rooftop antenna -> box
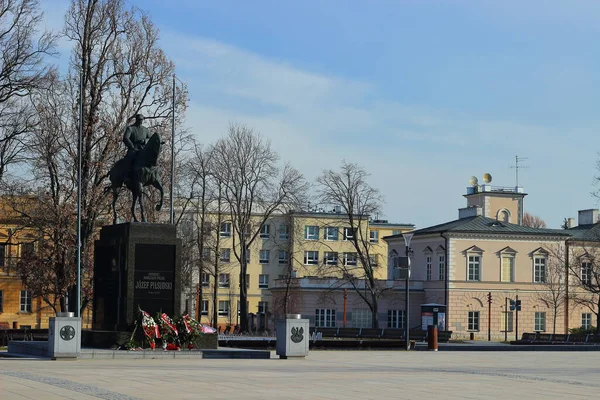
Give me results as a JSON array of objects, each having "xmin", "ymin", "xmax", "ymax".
[{"xmin": 510, "ymin": 155, "xmax": 529, "ymax": 187}]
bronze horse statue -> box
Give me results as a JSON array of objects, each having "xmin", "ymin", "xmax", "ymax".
[{"xmin": 107, "ymin": 132, "xmax": 164, "ymax": 224}]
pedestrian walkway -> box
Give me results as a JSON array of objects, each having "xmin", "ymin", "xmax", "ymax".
[{"xmin": 1, "ymin": 350, "xmax": 598, "ymax": 399}]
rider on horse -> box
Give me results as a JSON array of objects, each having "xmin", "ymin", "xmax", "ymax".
[{"xmin": 122, "ymin": 114, "xmax": 151, "ymax": 178}]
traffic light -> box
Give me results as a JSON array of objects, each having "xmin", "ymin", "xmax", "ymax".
[
  {"xmin": 487, "ymin": 292, "xmax": 492, "ymax": 304},
  {"xmin": 509, "ymin": 299, "xmax": 521, "ymax": 311}
]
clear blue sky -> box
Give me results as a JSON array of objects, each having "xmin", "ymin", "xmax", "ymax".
[{"xmin": 42, "ymin": 0, "xmax": 600, "ymax": 229}]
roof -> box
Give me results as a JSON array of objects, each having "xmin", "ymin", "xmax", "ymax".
[
  {"xmin": 566, "ymin": 223, "xmax": 600, "ymax": 242},
  {"xmin": 384, "ymin": 215, "xmax": 570, "ymax": 239}
]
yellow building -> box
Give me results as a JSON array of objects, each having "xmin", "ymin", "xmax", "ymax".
[
  {"xmin": 0, "ymin": 197, "xmax": 55, "ymax": 330},
  {"xmin": 188, "ymin": 208, "xmax": 413, "ymax": 331}
]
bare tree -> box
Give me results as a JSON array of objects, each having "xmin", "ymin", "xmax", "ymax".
[
  {"xmin": 315, "ymin": 161, "xmax": 386, "ymax": 328},
  {"xmin": 523, "ymin": 212, "xmax": 547, "ymax": 228},
  {"xmin": 211, "ymin": 123, "xmax": 307, "ymax": 331},
  {"xmin": 7, "ymin": 0, "xmax": 186, "ymax": 315},
  {"xmin": 568, "ymin": 244, "xmax": 600, "ymax": 329},
  {"xmin": 0, "ymin": 0, "xmax": 57, "ymax": 182},
  {"xmin": 538, "ymin": 247, "xmax": 567, "ymax": 334}
]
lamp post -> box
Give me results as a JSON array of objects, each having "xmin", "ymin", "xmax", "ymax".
[
  {"xmin": 402, "ymin": 232, "xmax": 413, "ymax": 351},
  {"xmin": 75, "ymin": 64, "xmax": 83, "ymax": 318},
  {"xmin": 170, "ymin": 75, "xmax": 176, "ymax": 224}
]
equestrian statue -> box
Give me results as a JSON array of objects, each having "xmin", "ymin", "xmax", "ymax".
[{"xmin": 106, "ymin": 114, "xmax": 164, "ymax": 224}]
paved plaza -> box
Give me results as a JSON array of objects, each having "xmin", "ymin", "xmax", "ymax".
[{"xmin": 1, "ymin": 350, "xmax": 598, "ymax": 399}]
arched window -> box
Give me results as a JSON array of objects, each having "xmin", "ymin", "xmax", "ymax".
[{"xmin": 497, "ymin": 209, "xmax": 511, "ymax": 223}]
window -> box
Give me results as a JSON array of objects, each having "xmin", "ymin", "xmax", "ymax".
[
  {"xmin": 259, "ymin": 274, "xmax": 269, "ymax": 289},
  {"xmin": 304, "ymin": 251, "xmax": 319, "ymax": 265},
  {"xmin": 0, "ymin": 243, "xmax": 5, "ymax": 267},
  {"xmin": 438, "ymin": 255, "xmax": 446, "ymax": 280},
  {"xmin": 324, "ymin": 252, "xmax": 338, "ymax": 266},
  {"xmin": 369, "ymin": 230, "xmax": 379, "ymax": 243},
  {"xmin": 259, "ymin": 249, "xmax": 270, "ymax": 264},
  {"xmin": 218, "ymin": 300, "xmax": 230, "ymax": 316},
  {"xmin": 258, "ymin": 301, "xmax": 268, "ymax": 314},
  {"xmin": 218, "ymin": 273, "xmax": 230, "ymax": 288},
  {"xmin": 201, "ymin": 273, "xmax": 210, "ymax": 287},
  {"xmin": 245, "ymin": 247, "xmax": 251, "ymax": 263},
  {"xmin": 21, "ymin": 242, "xmax": 34, "ymax": 258},
  {"xmin": 343, "ymin": 252, "xmax": 358, "ymax": 266},
  {"xmin": 369, "ymin": 255, "xmax": 378, "ymax": 267},
  {"xmin": 220, "ymin": 248, "xmax": 231, "ymax": 262},
  {"xmin": 305, "ymin": 225, "xmax": 319, "ymax": 240},
  {"xmin": 532, "ymin": 257, "xmax": 547, "ymax": 283},
  {"xmin": 324, "ymin": 227, "xmax": 338, "ymax": 241},
  {"xmin": 246, "ymin": 274, "xmax": 250, "ymax": 288},
  {"xmin": 501, "ymin": 257, "xmax": 514, "ymax": 282},
  {"xmin": 582, "ymin": 262, "xmax": 592, "ymax": 285},
  {"xmin": 534, "ymin": 312, "xmax": 546, "ymax": 332},
  {"xmin": 315, "ymin": 309, "xmax": 336, "ymax": 328},
  {"xmin": 387, "ymin": 310, "xmax": 405, "ymax": 328},
  {"xmin": 392, "ymin": 230, "xmax": 402, "ymax": 235},
  {"xmin": 260, "ymin": 224, "xmax": 270, "ymax": 239},
  {"xmin": 219, "ymin": 222, "xmax": 231, "ymax": 238},
  {"xmin": 468, "ymin": 311, "xmax": 480, "ymax": 331},
  {"xmin": 278, "ymin": 250, "xmax": 289, "ymax": 264},
  {"xmin": 343, "ymin": 227, "xmax": 356, "ymax": 241},
  {"xmin": 201, "ymin": 299, "xmax": 209, "ymax": 316},
  {"xmin": 0, "ymin": 290, "xmax": 3, "ymax": 313},
  {"xmin": 279, "ymin": 224, "xmax": 290, "ymax": 240},
  {"xmin": 202, "ymin": 248, "xmax": 211, "ymax": 260},
  {"xmin": 426, "ymin": 255, "xmax": 432, "ymax": 281},
  {"xmin": 501, "ymin": 311, "xmax": 513, "ymax": 332},
  {"xmin": 582, "ymin": 313, "xmax": 593, "ymax": 330},
  {"xmin": 20, "ymin": 290, "xmax": 32, "ymax": 313},
  {"xmin": 352, "ymin": 309, "xmax": 372, "ymax": 328},
  {"xmin": 468, "ymin": 255, "xmax": 481, "ymax": 281}
]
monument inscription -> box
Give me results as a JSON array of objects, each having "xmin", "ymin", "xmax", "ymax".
[{"xmin": 133, "ymin": 243, "xmax": 176, "ymax": 316}]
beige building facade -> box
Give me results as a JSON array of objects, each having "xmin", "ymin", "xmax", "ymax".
[{"xmin": 386, "ymin": 181, "xmax": 599, "ymax": 340}]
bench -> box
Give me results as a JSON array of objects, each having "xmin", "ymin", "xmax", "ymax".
[
  {"xmin": 316, "ymin": 327, "xmax": 339, "ymax": 338},
  {"xmin": 359, "ymin": 328, "xmax": 383, "ymax": 339},
  {"xmin": 380, "ymin": 329, "xmax": 404, "ymax": 339},
  {"xmin": 337, "ymin": 328, "xmax": 361, "ymax": 339}
]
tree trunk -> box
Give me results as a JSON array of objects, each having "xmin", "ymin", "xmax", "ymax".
[
  {"xmin": 371, "ymin": 291, "xmax": 379, "ymax": 329},
  {"xmin": 597, "ymin": 297, "xmax": 600, "ymax": 334},
  {"xmin": 239, "ymin": 245, "xmax": 249, "ymax": 332}
]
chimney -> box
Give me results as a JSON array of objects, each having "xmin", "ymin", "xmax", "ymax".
[
  {"xmin": 567, "ymin": 218, "xmax": 576, "ymax": 228},
  {"xmin": 578, "ymin": 209, "xmax": 599, "ymax": 226},
  {"xmin": 458, "ymin": 206, "xmax": 482, "ymax": 219}
]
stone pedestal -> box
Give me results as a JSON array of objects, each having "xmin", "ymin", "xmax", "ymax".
[
  {"xmin": 276, "ymin": 314, "xmax": 309, "ymax": 359},
  {"xmin": 48, "ymin": 312, "xmax": 81, "ymax": 359},
  {"xmin": 93, "ymin": 223, "xmax": 181, "ymax": 331}
]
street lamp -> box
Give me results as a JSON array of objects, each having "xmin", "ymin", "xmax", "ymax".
[
  {"xmin": 170, "ymin": 74, "xmax": 185, "ymax": 225},
  {"xmin": 402, "ymin": 232, "xmax": 413, "ymax": 351}
]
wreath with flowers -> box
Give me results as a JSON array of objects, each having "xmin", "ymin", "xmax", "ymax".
[
  {"xmin": 176, "ymin": 314, "xmax": 203, "ymax": 349},
  {"xmin": 139, "ymin": 308, "xmax": 159, "ymax": 350},
  {"xmin": 156, "ymin": 312, "xmax": 179, "ymax": 349}
]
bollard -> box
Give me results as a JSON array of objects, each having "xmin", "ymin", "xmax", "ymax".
[{"xmin": 427, "ymin": 325, "xmax": 438, "ymax": 351}]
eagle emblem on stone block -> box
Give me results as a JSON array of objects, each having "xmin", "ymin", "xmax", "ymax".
[{"xmin": 290, "ymin": 326, "xmax": 304, "ymax": 343}]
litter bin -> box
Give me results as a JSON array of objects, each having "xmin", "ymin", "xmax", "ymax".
[
  {"xmin": 48, "ymin": 312, "xmax": 81, "ymax": 360},
  {"xmin": 276, "ymin": 314, "xmax": 309, "ymax": 359},
  {"xmin": 427, "ymin": 325, "xmax": 438, "ymax": 351}
]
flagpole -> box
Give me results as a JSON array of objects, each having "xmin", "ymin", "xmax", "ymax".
[{"xmin": 76, "ymin": 65, "xmax": 83, "ymax": 317}]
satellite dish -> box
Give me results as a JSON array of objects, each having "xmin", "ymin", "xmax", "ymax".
[
  {"xmin": 483, "ymin": 173, "xmax": 492, "ymax": 183},
  {"xmin": 469, "ymin": 176, "xmax": 478, "ymax": 186}
]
